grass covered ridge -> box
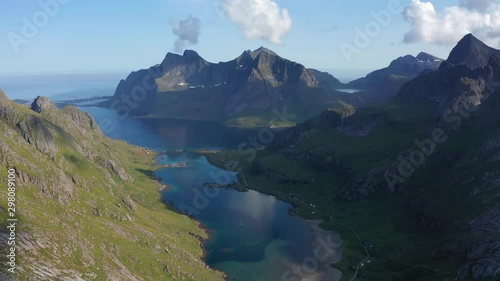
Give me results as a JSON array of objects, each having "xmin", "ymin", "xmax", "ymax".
[{"xmin": 0, "ymin": 91, "xmax": 225, "ymax": 281}]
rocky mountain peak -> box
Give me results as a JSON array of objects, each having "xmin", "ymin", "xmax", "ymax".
[
  {"xmin": 236, "ymin": 50, "xmax": 254, "ymax": 65},
  {"xmin": 161, "ymin": 50, "xmax": 207, "ymax": 69},
  {"xmin": 445, "ymin": 33, "xmax": 500, "ymax": 70},
  {"xmin": 182, "ymin": 49, "xmax": 202, "ymax": 60},
  {"xmin": 389, "ymin": 55, "xmax": 418, "ymax": 66},
  {"xmin": 251, "ymin": 46, "xmax": 279, "ymax": 58},
  {"xmin": 31, "ymin": 96, "xmax": 56, "ymax": 113}
]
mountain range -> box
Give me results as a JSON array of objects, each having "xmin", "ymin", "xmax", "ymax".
[
  {"xmin": 101, "ymin": 47, "xmax": 350, "ymax": 126},
  {"xmin": 101, "ymin": 45, "xmax": 458, "ymax": 127}
]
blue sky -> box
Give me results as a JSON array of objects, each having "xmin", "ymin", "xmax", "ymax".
[{"xmin": 0, "ymin": 0, "xmax": 498, "ymax": 77}]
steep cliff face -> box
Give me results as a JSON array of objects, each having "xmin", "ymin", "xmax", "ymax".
[
  {"xmin": 101, "ymin": 47, "xmax": 344, "ymax": 123},
  {"xmin": 0, "ymin": 91, "xmax": 225, "ymax": 281}
]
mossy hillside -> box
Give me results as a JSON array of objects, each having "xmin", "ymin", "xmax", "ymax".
[{"xmin": 0, "ymin": 91, "xmax": 225, "ymax": 281}]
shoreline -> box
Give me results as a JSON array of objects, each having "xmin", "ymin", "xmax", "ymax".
[
  {"xmin": 305, "ymin": 219, "xmax": 343, "ymax": 281},
  {"xmin": 149, "ymin": 150, "xmax": 229, "ymax": 281},
  {"xmin": 201, "ymin": 150, "xmax": 344, "ymax": 280},
  {"xmin": 154, "ymin": 149, "xmax": 343, "ymax": 281}
]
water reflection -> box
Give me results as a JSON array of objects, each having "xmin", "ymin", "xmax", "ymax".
[{"xmin": 155, "ymin": 152, "xmax": 313, "ymax": 280}]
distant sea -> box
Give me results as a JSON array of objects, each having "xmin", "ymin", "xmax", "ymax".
[{"xmin": 0, "ymin": 73, "xmax": 127, "ymax": 101}]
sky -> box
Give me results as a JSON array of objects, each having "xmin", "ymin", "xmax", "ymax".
[{"xmin": 0, "ymin": 0, "xmax": 499, "ymax": 77}]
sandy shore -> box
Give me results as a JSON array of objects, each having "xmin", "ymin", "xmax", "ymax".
[{"xmin": 303, "ymin": 219, "xmax": 343, "ymax": 281}]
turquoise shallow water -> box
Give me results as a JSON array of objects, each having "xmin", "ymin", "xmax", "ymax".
[{"xmin": 79, "ymin": 107, "xmax": 316, "ymax": 281}]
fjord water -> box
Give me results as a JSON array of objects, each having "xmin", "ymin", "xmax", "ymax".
[
  {"xmin": 155, "ymin": 153, "xmax": 314, "ymax": 280},
  {"xmin": 81, "ymin": 106, "xmax": 316, "ymax": 280}
]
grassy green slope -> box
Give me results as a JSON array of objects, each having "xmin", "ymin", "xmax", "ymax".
[{"xmin": 0, "ymin": 90, "xmax": 225, "ymax": 281}]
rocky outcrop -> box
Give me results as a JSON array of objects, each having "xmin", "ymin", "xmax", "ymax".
[
  {"xmin": 105, "ymin": 159, "xmax": 130, "ymax": 181},
  {"xmin": 31, "ymin": 96, "xmax": 57, "ymax": 113}
]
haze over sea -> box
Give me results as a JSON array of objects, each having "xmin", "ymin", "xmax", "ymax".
[{"xmin": 0, "ymin": 73, "xmax": 126, "ymax": 100}]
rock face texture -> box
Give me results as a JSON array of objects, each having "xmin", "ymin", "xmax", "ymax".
[
  {"xmin": 101, "ymin": 47, "xmax": 344, "ymax": 120},
  {"xmin": 31, "ymin": 96, "xmax": 57, "ymax": 113},
  {"xmin": 16, "ymin": 115, "xmax": 58, "ymax": 157}
]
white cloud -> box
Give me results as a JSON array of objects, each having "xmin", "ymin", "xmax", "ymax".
[
  {"xmin": 403, "ymin": 0, "xmax": 500, "ymax": 46},
  {"xmin": 171, "ymin": 15, "xmax": 201, "ymax": 52},
  {"xmin": 223, "ymin": 0, "xmax": 292, "ymax": 44}
]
